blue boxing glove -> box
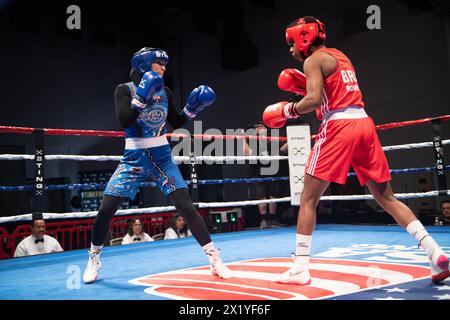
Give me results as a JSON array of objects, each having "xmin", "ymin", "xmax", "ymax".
[
  {"xmin": 131, "ymin": 71, "xmax": 164, "ymax": 110},
  {"xmin": 182, "ymin": 85, "xmax": 216, "ymax": 118}
]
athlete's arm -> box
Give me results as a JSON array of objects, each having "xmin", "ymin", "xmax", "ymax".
[
  {"xmin": 114, "ymin": 84, "xmax": 139, "ymax": 128},
  {"xmin": 166, "ymin": 87, "xmax": 189, "ymax": 130},
  {"xmin": 292, "ymin": 55, "xmax": 324, "ymax": 115}
]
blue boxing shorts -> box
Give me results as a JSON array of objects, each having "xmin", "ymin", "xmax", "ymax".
[{"xmin": 104, "ymin": 144, "xmax": 187, "ymax": 200}]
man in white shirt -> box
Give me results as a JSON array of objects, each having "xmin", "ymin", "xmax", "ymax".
[{"xmin": 14, "ymin": 214, "xmax": 63, "ymax": 258}]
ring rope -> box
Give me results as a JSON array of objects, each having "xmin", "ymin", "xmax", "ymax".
[
  {"xmin": 0, "ymin": 166, "xmax": 448, "ymax": 192},
  {"xmin": 0, "ymin": 177, "xmax": 291, "ymax": 192},
  {"xmin": 1, "ymin": 115, "xmax": 448, "ymax": 140},
  {"xmin": 0, "ymin": 115, "xmax": 447, "ymax": 224},
  {"xmin": 0, "ymin": 155, "xmax": 290, "ymax": 162},
  {"xmin": 381, "ymin": 140, "xmax": 449, "ymax": 152},
  {"xmin": 0, "ymin": 139, "xmax": 448, "ymax": 162},
  {"xmin": 349, "ymin": 165, "xmax": 450, "ymax": 176},
  {"xmin": 0, "ymin": 190, "xmax": 448, "ymax": 224},
  {"xmin": 0, "ymin": 126, "xmax": 286, "ymax": 142}
]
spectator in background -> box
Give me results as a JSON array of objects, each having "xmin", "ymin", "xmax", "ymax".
[
  {"xmin": 14, "ymin": 213, "xmax": 63, "ymax": 258},
  {"xmin": 122, "ymin": 218, "xmax": 154, "ymax": 244},
  {"xmin": 164, "ymin": 213, "xmax": 192, "ymax": 240},
  {"xmin": 441, "ymin": 200, "xmax": 450, "ymax": 225},
  {"xmin": 243, "ymin": 122, "xmax": 283, "ymax": 229}
]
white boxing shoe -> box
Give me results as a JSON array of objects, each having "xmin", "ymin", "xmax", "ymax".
[
  {"xmin": 207, "ymin": 249, "xmax": 234, "ymax": 279},
  {"xmin": 83, "ymin": 249, "xmax": 102, "ymax": 284},
  {"xmin": 428, "ymin": 247, "xmax": 449, "ymax": 283},
  {"xmin": 275, "ymin": 268, "xmax": 311, "ymax": 285}
]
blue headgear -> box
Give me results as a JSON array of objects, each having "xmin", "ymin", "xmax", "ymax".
[{"xmin": 131, "ymin": 47, "xmax": 169, "ymax": 74}]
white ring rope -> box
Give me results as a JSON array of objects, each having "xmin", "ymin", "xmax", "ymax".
[
  {"xmin": 0, "ymin": 155, "xmax": 289, "ymax": 162},
  {"xmin": 381, "ymin": 140, "xmax": 449, "ymax": 152},
  {"xmin": 1, "ymin": 191, "xmax": 448, "ymax": 224},
  {"xmin": 0, "ymin": 139, "xmax": 448, "ymax": 162}
]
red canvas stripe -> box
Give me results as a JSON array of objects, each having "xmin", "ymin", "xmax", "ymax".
[
  {"xmin": 142, "ymin": 273, "xmax": 334, "ymax": 299},
  {"xmin": 248, "ymin": 258, "xmax": 430, "ymax": 278},
  {"xmin": 153, "ymin": 286, "xmax": 268, "ymax": 300},
  {"xmin": 141, "ymin": 278, "xmax": 294, "ymax": 299}
]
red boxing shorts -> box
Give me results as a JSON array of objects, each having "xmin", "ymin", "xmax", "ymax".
[{"xmin": 305, "ymin": 115, "xmax": 391, "ymax": 186}]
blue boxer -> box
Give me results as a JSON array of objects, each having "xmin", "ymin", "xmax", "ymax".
[{"xmin": 83, "ymin": 47, "xmax": 232, "ymax": 285}]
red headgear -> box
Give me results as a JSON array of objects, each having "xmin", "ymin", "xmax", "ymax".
[{"xmin": 285, "ymin": 17, "xmax": 326, "ymax": 60}]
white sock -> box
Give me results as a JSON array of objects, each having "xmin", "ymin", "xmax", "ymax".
[
  {"xmin": 292, "ymin": 234, "xmax": 312, "ymax": 272},
  {"xmin": 202, "ymin": 242, "xmax": 216, "ymax": 252},
  {"xmin": 90, "ymin": 243, "xmax": 103, "ymax": 253},
  {"xmin": 202, "ymin": 242, "xmax": 219, "ymax": 262},
  {"xmin": 406, "ymin": 220, "xmax": 438, "ymax": 254}
]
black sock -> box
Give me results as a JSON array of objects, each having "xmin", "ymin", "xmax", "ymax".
[{"xmin": 261, "ymin": 214, "xmax": 269, "ymax": 221}]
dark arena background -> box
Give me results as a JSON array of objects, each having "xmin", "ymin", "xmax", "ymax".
[{"xmin": 0, "ymin": 0, "xmax": 449, "ymax": 314}]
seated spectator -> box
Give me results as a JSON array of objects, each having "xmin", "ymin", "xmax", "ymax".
[
  {"xmin": 14, "ymin": 213, "xmax": 63, "ymax": 257},
  {"xmin": 122, "ymin": 218, "xmax": 154, "ymax": 245},
  {"xmin": 441, "ymin": 200, "xmax": 450, "ymax": 225},
  {"xmin": 164, "ymin": 213, "xmax": 192, "ymax": 240}
]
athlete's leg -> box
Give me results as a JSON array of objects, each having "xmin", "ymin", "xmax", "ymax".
[
  {"xmin": 367, "ymin": 180, "xmax": 449, "ymax": 282},
  {"xmin": 365, "ymin": 180, "xmax": 416, "ymax": 226},
  {"xmin": 145, "ymin": 142, "xmax": 233, "ymax": 278},
  {"xmin": 91, "ymin": 194, "xmax": 125, "ymax": 246},
  {"xmin": 84, "ymin": 151, "xmax": 143, "ymax": 284},
  {"xmin": 167, "ymin": 189, "xmax": 211, "ymax": 246},
  {"xmin": 297, "ymin": 174, "xmax": 330, "ymax": 235},
  {"xmin": 276, "ymin": 174, "xmax": 330, "ymax": 285},
  {"xmin": 83, "ymin": 194, "xmax": 124, "ymax": 284},
  {"xmin": 167, "ymin": 189, "xmax": 233, "ymax": 278}
]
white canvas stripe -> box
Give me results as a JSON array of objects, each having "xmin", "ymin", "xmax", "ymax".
[
  {"xmin": 144, "ymin": 287, "xmax": 197, "ymax": 300},
  {"xmin": 307, "ymin": 278, "xmax": 360, "ymax": 296},
  {"xmin": 231, "ymin": 262, "xmax": 413, "ymax": 283},
  {"xmin": 312, "ymin": 263, "xmax": 413, "ymax": 283}
]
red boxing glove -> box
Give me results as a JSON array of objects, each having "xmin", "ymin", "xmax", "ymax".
[
  {"xmin": 277, "ymin": 68, "xmax": 307, "ymax": 96},
  {"xmin": 262, "ymin": 101, "xmax": 299, "ymax": 129}
]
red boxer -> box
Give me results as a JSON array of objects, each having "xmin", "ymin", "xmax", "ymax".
[{"xmin": 263, "ymin": 16, "xmax": 449, "ymax": 285}]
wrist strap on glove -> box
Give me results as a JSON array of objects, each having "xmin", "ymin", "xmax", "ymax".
[
  {"xmin": 284, "ymin": 102, "xmax": 300, "ymax": 119},
  {"xmin": 183, "ymin": 105, "xmax": 197, "ymax": 119},
  {"xmin": 131, "ymin": 95, "xmax": 146, "ymax": 110}
]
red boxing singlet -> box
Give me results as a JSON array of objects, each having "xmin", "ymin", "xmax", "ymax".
[{"xmin": 315, "ymin": 48, "xmax": 365, "ymax": 120}]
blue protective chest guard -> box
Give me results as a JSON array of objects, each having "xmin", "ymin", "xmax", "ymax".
[{"xmin": 124, "ymin": 82, "xmax": 169, "ymax": 138}]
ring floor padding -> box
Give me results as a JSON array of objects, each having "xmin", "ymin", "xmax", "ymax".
[{"xmin": 1, "ymin": 224, "xmax": 449, "ymax": 300}]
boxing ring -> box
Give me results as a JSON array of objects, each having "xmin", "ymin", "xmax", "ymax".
[{"xmin": 0, "ymin": 115, "xmax": 449, "ymax": 300}]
